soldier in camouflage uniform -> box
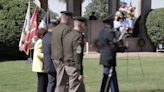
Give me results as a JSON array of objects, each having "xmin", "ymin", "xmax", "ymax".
[
  {"xmin": 51, "ymin": 11, "xmax": 72, "ymax": 92},
  {"xmin": 62, "ymin": 17, "xmax": 87, "ymax": 92}
]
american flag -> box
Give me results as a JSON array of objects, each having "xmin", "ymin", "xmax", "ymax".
[{"xmin": 23, "ymin": 7, "xmax": 38, "ymax": 55}]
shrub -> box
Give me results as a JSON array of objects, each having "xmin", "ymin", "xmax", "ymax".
[{"xmin": 146, "ymin": 8, "xmax": 164, "ymax": 45}]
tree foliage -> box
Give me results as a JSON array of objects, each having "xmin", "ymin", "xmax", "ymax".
[
  {"xmin": 56, "ymin": 0, "xmax": 84, "ymax": 3},
  {"xmin": 146, "ymin": 8, "xmax": 164, "ymax": 44},
  {"xmin": 0, "ymin": 0, "xmax": 28, "ymax": 47},
  {"xmin": 0, "ymin": 0, "xmax": 58, "ymax": 59},
  {"xmin": 0, "ymin": 0, "xmax": 31, "ymax": 59},
  {"xmin": 0, "ymin": 0, "xmax": 58, "ymax": 47},
  {"xmin": 84, "ymin": 0, "xmax": 108, "ymax": 19}
]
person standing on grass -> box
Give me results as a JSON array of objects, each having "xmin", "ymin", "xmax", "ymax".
[
  {"xmin": 42, "ymin": 22, "xmax": 59, "ymax": 92},
  {"xmin": 32, "ymin": 28, "xmax": 48, "ymax": 92},
  {"xmin": 51, "ymin": 11, "xmax": 72, "ymax": 92},
  {"xmin": 62, "ymin": 17, "xmax": 87, "ymax": 92},
  {"xmin": 94, "ymin": 15, "xmax": 119, "ymax": 92}
]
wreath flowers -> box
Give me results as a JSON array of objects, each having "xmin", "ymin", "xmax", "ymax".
[{"xmin": 114, "ymin": 2, "xmax": 135, "ymax": 39}]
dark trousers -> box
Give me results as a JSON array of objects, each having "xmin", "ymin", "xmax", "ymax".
[
  {"xmin": 37, "ymin": 73, "xmax": 48, "ymax": 92},
  {"xmin": 47, "ymin": 72, "xmax": 56, "ymax": 92},
  {"xmin": 100, "ymin": 66, "xmax": 119, "ymax": 92}
]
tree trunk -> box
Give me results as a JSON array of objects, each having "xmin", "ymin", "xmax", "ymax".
[
  {"xmin": 108, "ymin": 0, "xmax": 120, "ymax": 15},
  {"xmin": 66, "ymin": 0, "xmax": 82, "ymax": 16}
]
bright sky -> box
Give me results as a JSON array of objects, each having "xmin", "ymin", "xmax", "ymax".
[
  {"xmin": 48, "ymin": 0, "xmax": 91, "ymax": 16},
  {"xmin": 48, "ymin": 0, "xmax": 164, "ymax": 16},
  {"xmin": 122, "ymin": 0, "xmax": 164, "ymax": 17},
  {"xmin": 151, "ymin": 0, "xmax": 164, "ymax": 9},
  {"xmin": 123, "ymin": 0, "xmax": 164, "ymax": 9}
]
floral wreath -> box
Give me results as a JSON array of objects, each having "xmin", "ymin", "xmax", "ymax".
[{"xmin": 114, "ymin": 2, "xmax": 135, "ymax": 40}]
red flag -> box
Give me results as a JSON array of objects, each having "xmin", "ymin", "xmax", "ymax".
[{"xmin": 23, "ymin": 7, "xmax": 38, "ymax": 55}]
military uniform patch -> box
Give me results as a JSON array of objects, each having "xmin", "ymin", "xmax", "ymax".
[{"xmin": 76, "ymin": 45, "xmax": 82, "ymax": 54}]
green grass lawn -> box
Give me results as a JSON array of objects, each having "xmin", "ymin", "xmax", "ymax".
[{"xmin": 0, "ymin": 56, "xmax": 164, "ymax": 92}]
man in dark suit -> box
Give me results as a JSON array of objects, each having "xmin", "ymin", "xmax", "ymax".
[
  {"xmin": 51, "ymin": 11, "xmax": 72, "ymax": 92},
  {"xmin": 42, "ymin": 22, "xmax": 58, "ymax": 92},
  {"xmin": 94, "ymin": 15, "xmax": 119, "ymax": 92}
]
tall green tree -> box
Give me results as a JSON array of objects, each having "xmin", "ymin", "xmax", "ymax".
[
  {"xmin": 0, "ymin": 0, "xmax": 58, "ymax": 47},
  {"xmin": 0, "ymin": 0, "xmax": 57, "ymax": 59},
  {"xmin": 0, "ymin": 0, "xmax": 28, "ymax": 47},
  {"xmin": 0, "ymin": 0, "xmax": 31, "ymax": 59},
  {"xmin": 84, "ymin": 0, "xmax": 108, "ymax": 19}
]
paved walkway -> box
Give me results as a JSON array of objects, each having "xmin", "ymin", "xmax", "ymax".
[{"xmin": 84, "ymin": 52, "xmax": 164, "ymax": 58}]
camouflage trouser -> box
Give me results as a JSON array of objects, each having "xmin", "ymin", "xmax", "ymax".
[
  {"xmin": 65, "ymin": 66, "xmax": 86, "ymax": 92},
  {"xmin": 53, "ymin": 60, "xmax": 68, "ymax": 92}
]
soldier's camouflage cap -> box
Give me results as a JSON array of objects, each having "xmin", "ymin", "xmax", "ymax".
[
  {"xmin": 73, "ymin": 16, "xmax": 87, "ymax": 23},
  {"xmin": 60, "ymin": 11, "xmax": 72, "ymax": 17}
]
